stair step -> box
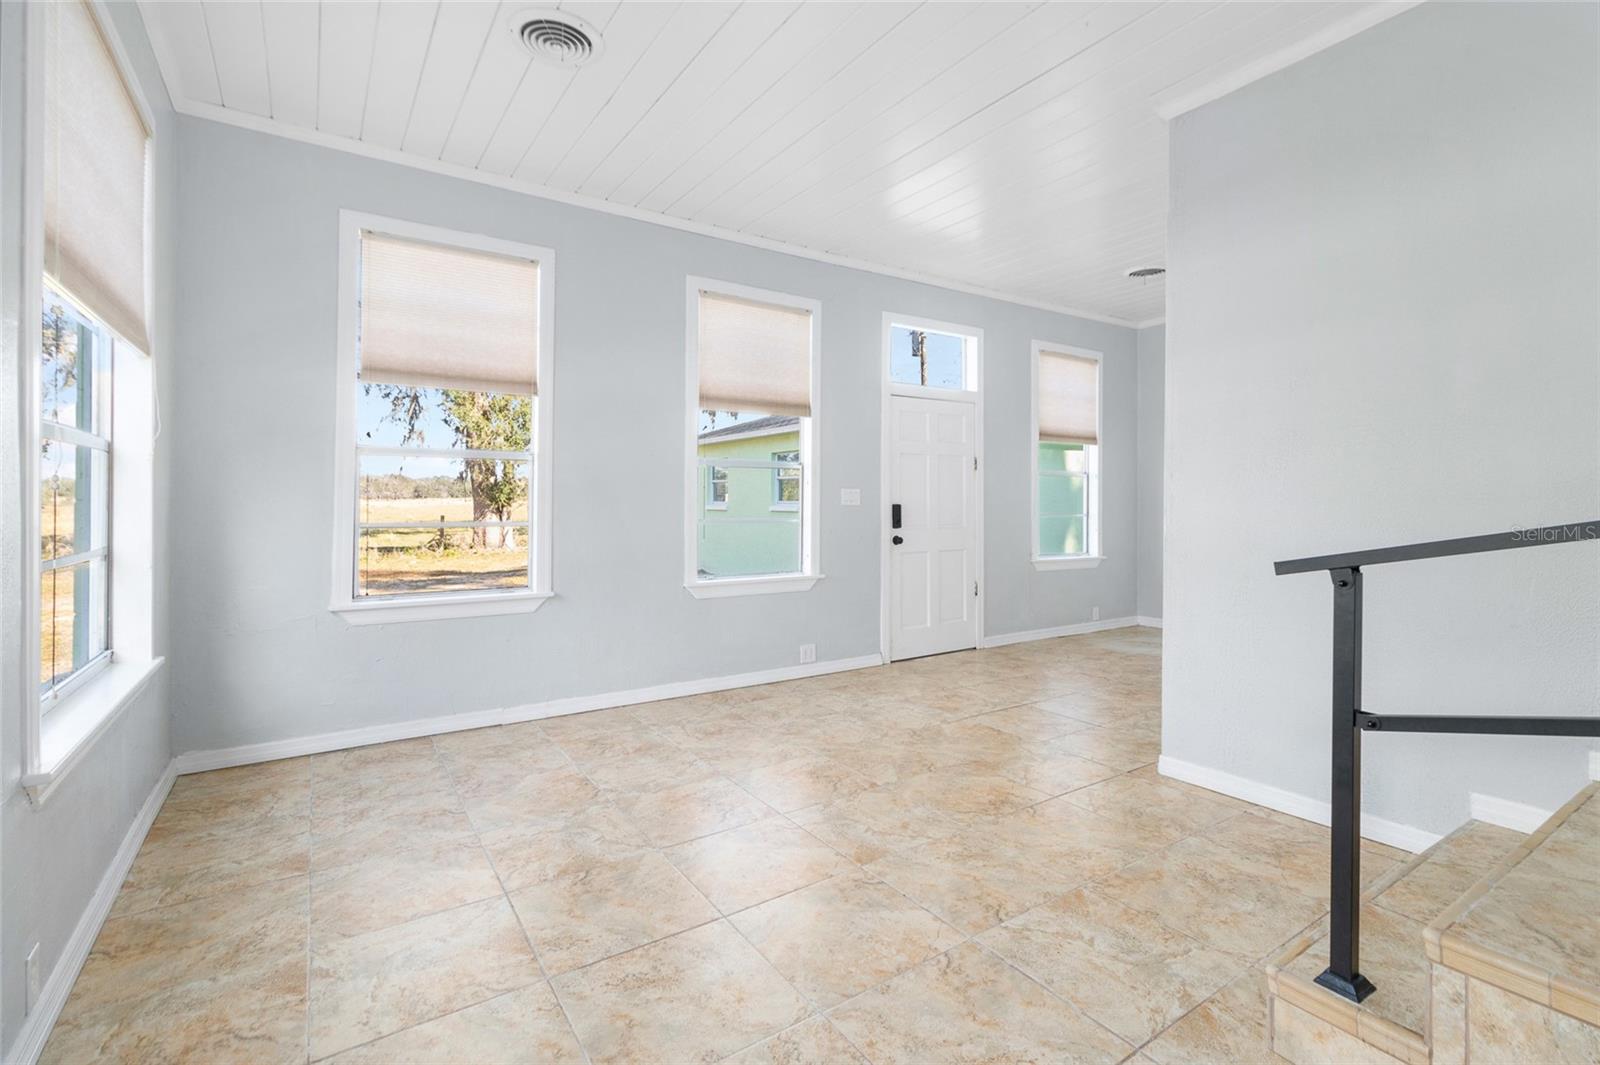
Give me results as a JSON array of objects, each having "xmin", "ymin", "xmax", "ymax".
[
  {"xmin": 1265, "ymin": 818, "xmax": 1529, "ymax": 1064},
  {"xmin": 1425, "ymin": 782, "xmax": 1600, "ymax": 1062},
  {"xmin": 1270, "ymin": 903, "xmax": 1431, "ymax": 1063}
]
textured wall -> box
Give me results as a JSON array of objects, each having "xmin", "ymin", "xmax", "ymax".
[
  {"xmin": 0, "ymin": 2, "xmax": 175, "ymax": 1055},
  {"xmin": 1163, "ymin": 2, "xmax": 1599, "ymax": 836},
  {"xmin": 1136, "ymin": 324, "xmax": 1164, "ymax": 621},
  {"xmin": 167, "ymin": 117, "xmax": 1141, "ymax": 754}
]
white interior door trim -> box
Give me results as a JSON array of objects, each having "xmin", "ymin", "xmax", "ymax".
[{"xmin": 878, "ymin": 311, "xmax": 984, "ymax": 662}]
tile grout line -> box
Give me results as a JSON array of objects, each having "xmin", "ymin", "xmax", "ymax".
[
  {"xmin": 806, "ymin": 759, "xmax": 1165, "ymax": 1059},
  {"xmin": 534, "ymin": 713, "xmax": 862, "ymax": 1063},
  {"xmin": 433, "ymin": 732, "xmax": 597, "ymax": 1065},
  {"xmin": 62, "ymin": 640, "xmax": 1179, "ymax": 1062}
]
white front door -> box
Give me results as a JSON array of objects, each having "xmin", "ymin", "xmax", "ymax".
[{"xmin": 889, "ymin": 394, "xmax": 978, "ymax": 660}]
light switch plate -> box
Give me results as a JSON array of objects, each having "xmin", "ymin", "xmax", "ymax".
[{"xmin": 839, "ymin": 488, "xmax": 861, "ymax": 506}]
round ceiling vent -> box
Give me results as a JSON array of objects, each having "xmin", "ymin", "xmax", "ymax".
[
  {"xmin": 512, "ymin": 9, "xmax": 602, "ymax": 67},
  {"xmin": 1126, "ymin": 266, "xmax": 1166, "ymax": 279}
]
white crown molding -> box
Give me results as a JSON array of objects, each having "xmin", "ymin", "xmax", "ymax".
[
  {"xmin": 1153, "ymin": 1, "xmax": 1425, "ymax": 122},
  {"xmin": 1134, "ymin": 317, "xmax": 1165, "ymax": 330},
  {"xmin": 7, "ymin": 760, "xmax": 177, "ymax": 1065},
  {"xmin": 1157, "ymin": 754, "xmax": 1441, "ymax": 854},
  {"xmin": 163, "ymin": 96, "xmax": 1145, "ymax": 330}
]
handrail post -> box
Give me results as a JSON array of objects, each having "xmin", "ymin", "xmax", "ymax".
[{"xmin": 1316, "ymin": 566, "xmax": 1376, "ymax": 1003}]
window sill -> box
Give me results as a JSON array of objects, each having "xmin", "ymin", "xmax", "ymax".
[
  {"xmin": 686, "ymin": 574, "xmax": 822, "ymax": 599},
  {"xmin": 23, "ymin": 656, "xmax": 165, "ymax": 806},
  {"xmin": 769, "ymin": 504, "xmax": 800, "ymax": 513},
  {"xmin": 1032, "ymin": 555, "xmax": 1105, "ymax": 571},
  {"xmin": 332, "ymin": 590, "xmax": 553, "ymax": 625}
]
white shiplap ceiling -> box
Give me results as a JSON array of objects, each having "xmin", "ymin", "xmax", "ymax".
[{"xmin": 136, "ymin": 1, "xmax": 1409, "ymax": 325}]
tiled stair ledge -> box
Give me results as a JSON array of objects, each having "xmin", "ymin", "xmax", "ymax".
[
  {"xmin": 1266, "ymin": 866, "xmax": 1437, "ymax": 1064},
  {"xmin": 1425, "ymin": 782, "xmax": 1600, "ymax": 1029},
  {"xmin": 1265, "ymin": 817, "xmax": 1529, "ymax": 1065}
]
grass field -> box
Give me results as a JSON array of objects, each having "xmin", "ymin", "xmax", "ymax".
[
  {"xmin": 357, "ymin": 495, "xmax": 530, "ymax": 596},
  {"xmin": 39, "ymin": 496, "xmax": 533, "ymax": 679},
  {"xmin": 40, "ymin": 566, "xmax": 80, "ymax": 685},
  {"xmin": 41, "ymin": 495, "xmax": 87, "ymax": 685},
  {"xmin": 358, "ymin": 495, "xmax": 530, "ymax": 524}
]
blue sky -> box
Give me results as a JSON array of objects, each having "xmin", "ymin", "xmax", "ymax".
[
  {"xmin": 890, "ymin": 325, "xmax": 965, "ymax": 389},
  {"xmin": 358, "ymin": 323, "xmax": 966, "ymax": 477}
]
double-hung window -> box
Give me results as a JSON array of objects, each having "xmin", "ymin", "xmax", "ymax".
[
  {"xmin": 26, "ymin": 0, "xmax": 160, "ymax": 793},
  {"xmin": 39, "ymin": 289, "xmax": 112, "ymax": 700},
  {"xmin": 332, "ymin": 214, "xmax": 555, "ymax": 622},
  {"xmin": 686, "ymin": 279, "xmax": 820, "ymax": 597},
  {"xmin": 1033, "ymin": 343, "xmax": 1102, "ymax": 567},
  {"xmin": 771, "ymin": 450, "xmax": 801, "ymax": 510}
]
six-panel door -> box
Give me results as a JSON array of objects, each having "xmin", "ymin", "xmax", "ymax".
[{"xmin": 889, "ymin": 394, "xmax": 978, "ymax": 660}]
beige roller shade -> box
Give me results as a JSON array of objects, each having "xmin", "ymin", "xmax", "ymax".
[
  {"xmin": 1037, "ymin": 349, "xmax": 1099, "ymax": 445},
  {"xmin": 359, "ymin": 232, "xmax": 541, "ymax": 395},
  {"xmin": 697, "ymin": 290, "xmax": 813, "ymax": 418},
  {"xmin": 44, "ymin": 0, "xmax": 151, "ymax": 352}
]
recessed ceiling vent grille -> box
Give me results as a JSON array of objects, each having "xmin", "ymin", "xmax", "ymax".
[
  {"xmin": 1126, "ymin": 266, "xmax": 1166, "ymax": 279},
  {"xmin": 515, "ymin": 10, "xmax": 602, "ymax": 67}
]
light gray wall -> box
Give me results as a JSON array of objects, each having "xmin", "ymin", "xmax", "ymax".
[
  {"xmin": 1136, "ymin": 324, "xmax": 1164, "ymax": 621},
  {"xmin": 0, "ymin": 2, "xmax": 176, "ymax": 1055},
  {"xmin": 1164, "ymin": 1, "xmax": 1599, "ymax": 838},
  {"xmin": 168, "ymin": 118, "xmax": 1140, "ymax": 755}
]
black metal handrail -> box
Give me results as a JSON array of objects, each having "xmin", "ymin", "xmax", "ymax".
[{"xmin": 1275, "ymin": 519, "xmax": 1599, "ymax": 1004}]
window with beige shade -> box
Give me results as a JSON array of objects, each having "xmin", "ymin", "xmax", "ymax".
[
  {"xmin": 686, "ymin": 279, "xmax": 822, "ymax": 597},
  {"xmin": 332, "ymin": 213, "xmax": 556, "ymax": 623},
  {"xmin": 1033, "ymin": 343, "xmax": 1102, "ymax": 566}
]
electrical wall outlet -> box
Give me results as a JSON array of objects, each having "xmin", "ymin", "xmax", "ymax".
[
  {"xmin": 1091, "ymin": 606, "xmax": 1100, "ymax": 621},
  {"xmin": 799, "ymin": 643, "xmax": 816, "ymax": 664},
  {"xmin": 839, "ymin": 488, "xmax": 860, "ymax": 506},
  {"xmin": 26, "ymin": 943, "xmax": 40, "ymax": 1014}
]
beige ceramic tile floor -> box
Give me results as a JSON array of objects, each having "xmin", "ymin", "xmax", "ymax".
[{"xmin": 43, "ymin": 627, "xmax": 1412, "ymax": 1064}]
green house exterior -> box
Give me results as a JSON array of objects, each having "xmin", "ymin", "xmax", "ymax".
[
  {"xmin": 696, "ymin": 417, "xmax": 802, "ymax": 579},
  {"xmin": 1038, "ymin": 441, "xmax": 1090, "ymax": 557}
]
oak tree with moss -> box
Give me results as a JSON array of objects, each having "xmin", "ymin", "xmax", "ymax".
[{"xmin": 365, "ymin": 384, "xmax": 530, "ymax": 548}]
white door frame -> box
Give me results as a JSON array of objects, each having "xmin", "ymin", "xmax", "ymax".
[{"xmin": 879, "ymin": 312, "xmax": 985, "ymax": 663}]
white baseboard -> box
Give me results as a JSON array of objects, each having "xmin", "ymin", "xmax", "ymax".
[
  {"xmin": 980, "ymin": 616, "xmax": 1142, "ymax": 649},
  {"xmin": 8, "ymin": 760, "xmax": 177, "ymax": 1065},
  {"xmin": 174, "ymin": 653, "xmax": 884, "ymax": 775},
  {"xmin": 1469, "ymin": 792, "xmax": 1554, "ymax": 834},
  {"xmin": 1134, "ymin": 615, "xmax": 1163, "ymax": 629},
  {"xmin": 1157, "ymin": 754, "xmax": 1441, "ymax": 854}
]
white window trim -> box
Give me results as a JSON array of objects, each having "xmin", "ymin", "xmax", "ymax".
[
  {"xmin": 885, "ymin": 313, "xmax": 981, "ymax": 396},
  {"xmin": 38, "ymin": 284, "xmax": 114, "ymax": 709},
  {"xmin": 19, "ymin": 0, "xmax": 164, "ymax": 803},
  {"xmin": 1030, "ymin": 339, "xmax": 1104, "ymax": 569},
  {"xmin": 684, "ymin": 276, "xmax": 821, "ymax": 598},
  {"xmin": 330, "ymin": 211, "xmax": 556, "ymax": 624}
]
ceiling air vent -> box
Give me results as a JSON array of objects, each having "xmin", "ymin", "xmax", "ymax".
[
  {"xmin": 514, "ymin": 10, "xmax": 602, "ymax": 67},
  {"xmin": 1126, "ymin": 266, "xmax": 1166, "ymax": 279}
]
